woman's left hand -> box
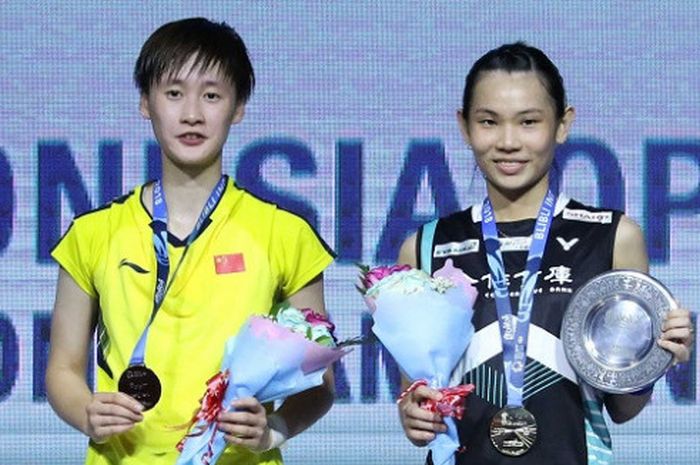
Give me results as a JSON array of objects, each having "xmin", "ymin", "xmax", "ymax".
[
  {"xmin": 217, "ymin": 396, "xmax": 271, "ymax": 452},
  {"xmin": 658, "ymin": 308, "xmax": 694, "ymax": 365}
]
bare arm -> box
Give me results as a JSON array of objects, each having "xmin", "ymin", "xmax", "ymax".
[
  {"xmin": 275, "ymin": 274, "xmax": 335, "ymax": 436},
  {"xmin": 395, "ymin": 233, "xmax": 446, "ymax": 446},
  {"xmin": 46, "ymin": 268, "xmax": 97, "ymax": 433},
  {"xmin": 46, "ymin": 268, "xmax": 143, "ymax": 441},
  {"xmin": 611, "ymin": 215, "xmax": 650, "ymax": 273},
  {"xmin": 218, "ymin": 274, "xmax": 335, "ymax": 451},
  {"xmin": 397, "ymin": 232, "xmax": 417, "ymax": 393},
  {"xmin": 601, "ymin": 215, "xmax": 653, "ymax": 423},
  {"xmin": 604, "ymin": 216, "xmax": 694, "ymax": 422}
]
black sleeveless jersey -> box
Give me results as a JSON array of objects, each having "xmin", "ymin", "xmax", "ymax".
[{"xmin": 419, "ymin": 196, "xmax": 623, "ymax": 465}]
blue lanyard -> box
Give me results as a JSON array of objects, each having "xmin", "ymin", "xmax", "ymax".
[
  {"xmin": 481, "ymin": 188, "xmax": 556, "ymax": 407},
  {"xmin": 128, "ymin": 176, "xmax": 228, "ymax": 366}
]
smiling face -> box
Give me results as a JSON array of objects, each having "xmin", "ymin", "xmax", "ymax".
[
  {"xmin": 139, "ymin": 54, "xmax": 245, "ymax": 177},
  {"xmin": 459, "ymin": 70, "xmax": 574, "ymax": 203}
]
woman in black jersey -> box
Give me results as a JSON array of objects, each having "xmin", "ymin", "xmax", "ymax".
[{"xmin": 396, "ymin": 42, "xmax": 694, "ymax": 464}]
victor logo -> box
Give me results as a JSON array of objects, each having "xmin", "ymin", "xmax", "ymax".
[{"xmin": 556, "ymin": 237, "xmax": 579, "ymax": 252}]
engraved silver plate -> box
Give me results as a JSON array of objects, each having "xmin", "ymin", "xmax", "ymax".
[{"xmin": 562, "ymin": 270, "xmax": 675, "ymax": 393}]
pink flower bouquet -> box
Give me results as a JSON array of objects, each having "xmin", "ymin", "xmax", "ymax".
[
  {"xmin": 175, "ymin": 305, "xmax": 347, "ymax": 465},
  {"xmin": 358, "ymin": 259, "xmax": 477, "ymax": 465}
]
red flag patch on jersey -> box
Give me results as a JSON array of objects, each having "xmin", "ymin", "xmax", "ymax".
[{"xmin": 214, "ymin": 253, "xmax": 245, "ymax": 274}]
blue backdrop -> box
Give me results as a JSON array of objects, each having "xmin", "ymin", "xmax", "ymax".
[{"xmin": 0, "ymin": 1, "xmax": 698, "ymax": 464}]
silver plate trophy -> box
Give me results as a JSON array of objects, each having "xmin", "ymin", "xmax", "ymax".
[{"xmin": 562, "ymin": 270, "xmax": 676, "ymax": 393}]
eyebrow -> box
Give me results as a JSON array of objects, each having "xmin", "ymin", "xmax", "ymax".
[
  {"xmin": 200, "ymin": 79, "xmax": 227, "ymax": 87},
  {"xmin": 162, "ymin": 76, "xmax": 227, "ymax": 87},
  {"xmin": 472, "ymin": 108, "xmax": 545, "ymax": 116}
]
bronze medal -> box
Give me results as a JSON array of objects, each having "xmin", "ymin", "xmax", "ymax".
[
  {"xmin": 118, "ymin": 365, "xmax": 161, "ymax": 411},
  {"xmin": 489, "ymin": 406, "xmax": 538, "ymax": 456}
]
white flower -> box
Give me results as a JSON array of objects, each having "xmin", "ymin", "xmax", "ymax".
[
  {"xmin": 430, "ymin": 276, "xmax": 455, "ymax": 294},
  {"xmin": 365, "ymin": 269, "xmax": 432, "ymax": 298}
]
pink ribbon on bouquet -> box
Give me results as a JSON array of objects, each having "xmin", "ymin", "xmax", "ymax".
[
  {"xmin": 176, "ymin": 370, "xmax": 230, "ymax": 463},
  {"xmin": 397, "ymin": 379, "xmax": 475, "ymax": 421}
]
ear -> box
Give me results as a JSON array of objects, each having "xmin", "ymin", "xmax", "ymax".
[
  {"xmin": 555, "ymin": 106, "xmax": 576, "ymax": 144},
  {"xmin": 456, "ymin": 110, "xmax": 471, "ymax": 146},
  {"xmin": 139, "ymin": 94, "xmax": 151, "ymax": 120},
  {"xmin": 231, "ymin": 103, "xmax": 246, "ymax": 125}
]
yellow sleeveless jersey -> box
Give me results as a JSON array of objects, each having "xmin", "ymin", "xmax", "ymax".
[{"xmin": 52, "ymin": 177, "xmax": 334, "ymax": 465}]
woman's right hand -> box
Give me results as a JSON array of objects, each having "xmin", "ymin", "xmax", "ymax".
[
  {"xmin": 85, "ymin": 392, "xmax": 144, "ymax": 443},
  {"xmin": 397, "ymin": 385, "xmax": 447, "ymax": 447}
]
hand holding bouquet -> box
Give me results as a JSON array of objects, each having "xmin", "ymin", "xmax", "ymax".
[
  {"xmin": 358, "ymin": 259, "xmax": 477, "ymax": 465},
  {"xmin": 175, "ymin": 305, "xmax": 347, "ymax": 465}
]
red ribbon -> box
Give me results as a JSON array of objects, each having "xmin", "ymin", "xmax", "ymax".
[
  {"xmin": 176, "ymin": 370, "xmax": 230, "ymax": 459},
  {"xmin": 397, "ymin": 379, "xmax": 475, "ymax": 421}
]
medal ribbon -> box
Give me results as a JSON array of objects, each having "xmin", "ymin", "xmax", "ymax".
[
  {"xmin": 128, "ymin": 175, "xmax": 228, "ymax": 367},
  {"xmin": 481, "ymin": 188, "xmax": 556, "ymax": 407}
]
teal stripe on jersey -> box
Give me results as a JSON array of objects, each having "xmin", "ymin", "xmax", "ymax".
[
  {"xmin": 420, "ymin": 219, "xmax": 438, "ymax": 274},
  {"xmin": 485, "ymin": 365, "xmax": 494, "ymax": 404},
  {"xmin": 464, "ymin": 364, "xmax": 507, "ymax": 408},
  {"xmin": 523, "ymin": 361, "xmax": 564, "ymax": 400},
  {"xmin": 523, "ymin": 372, "xmax": 563, "ymax": 399},
  {"xmin": 583, "ymin": 398, "xmax": 613, "ymax": 465}
]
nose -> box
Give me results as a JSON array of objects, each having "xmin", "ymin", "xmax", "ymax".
[
  {"xmin": 181, "ymin": 96, "xmax": 203, "ymax": 125},
  {"xmin": 495, "ymin": 124, "xmax": 521, "ymax": 152}
]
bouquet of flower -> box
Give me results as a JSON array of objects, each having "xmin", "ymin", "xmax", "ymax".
[
  {"xmin": 358, "ymin": 259, "xmax": 477, "ymax": 465},
  {"xmin": 175, "ymin": 305, "xmax": 347, "ymax": 465}
]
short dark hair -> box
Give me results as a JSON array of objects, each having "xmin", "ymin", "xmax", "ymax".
[
  {"xmin": 462, "ymin": 42, "xmax": 566, "ymax": 118},
  {"xmin": 134, "ymin": 17, "xmax": 255, "ymax": 104}
]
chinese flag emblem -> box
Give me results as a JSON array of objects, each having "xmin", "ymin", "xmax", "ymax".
[{"xmin": 214, "ymin": 253, "xmax": 245, "ymax": 274}]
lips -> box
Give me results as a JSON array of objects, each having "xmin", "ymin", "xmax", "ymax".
[
  {"xmin": 177, "ymin": 132, "xmax": 206, "ymax": 146},
  {"xmin": 494, "ymin": 159, "xmax": 527, "ymax": 175}
]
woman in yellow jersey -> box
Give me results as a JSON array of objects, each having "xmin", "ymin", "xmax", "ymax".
[{"xmin": 46, "ymin": 18, "xmax": 336, "ymax": 465}]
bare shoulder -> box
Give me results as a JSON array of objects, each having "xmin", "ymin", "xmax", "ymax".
[
  {"xmin": 615, "ymin": 215, "xmax": 644, "ymax": 245},
  {"xmin": 612, "ymin": 215, "xmax": 648, "ymax": 272},
  {"xmin": 398, "ymin": 232, "xmax": 418, "ymax": 267}
]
